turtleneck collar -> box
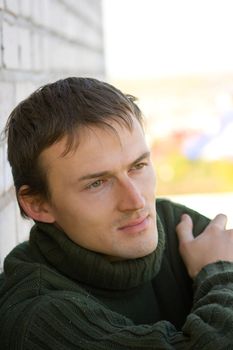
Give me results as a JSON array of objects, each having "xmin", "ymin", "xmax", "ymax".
[{"xmin": 29, "ymin": 216, "xmax": 165, "ymax": 291}]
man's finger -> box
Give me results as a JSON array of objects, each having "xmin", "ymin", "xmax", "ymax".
[
  {"xmin": 209, "ymin": 214, "xmax": 227, "ymax": 230},
  {"xmin": 176, "ymin": 214, "xmax": 194, "ymax": 243}
]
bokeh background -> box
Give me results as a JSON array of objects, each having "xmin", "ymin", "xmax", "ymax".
[
  {"xmin": 0, "ymin": 0, "xmax": 233, "ymax": 269},
  {"xmin": 103, "ymin": 0, "xmax": 233, "ymax": 225}
]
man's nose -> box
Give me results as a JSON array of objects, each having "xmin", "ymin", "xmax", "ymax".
[{"xmin": 117, "ymin": 178, "xmax": 145, "ymax": 212}]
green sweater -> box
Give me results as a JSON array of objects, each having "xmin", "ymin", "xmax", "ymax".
[{"xmin": 0, "ymin": 199, "xmax": 233, "ymax": 349}]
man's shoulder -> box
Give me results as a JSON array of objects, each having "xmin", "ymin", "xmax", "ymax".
[
  {"xmin": 156, "ymin": 197, "xmax": 210, "ymax": 237},
  {"xmin": 0, "ymin": 242, "xmax": 91, "ymax": 322},
  {"xmin": 0, "ymin": 260, "xmax": 101, "ymax": 350},
  {"xmin": 156, "ymin": 197, "xmax": 198, "ymax": 217},
  {"xmin": 1, "ymin": 246, "xmax": 86, "ymax": 297}
]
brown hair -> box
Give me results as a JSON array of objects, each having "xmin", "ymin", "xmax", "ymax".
[{"xmin": 4, "ymin": 77, "xmax": 143, "ymax": 217}]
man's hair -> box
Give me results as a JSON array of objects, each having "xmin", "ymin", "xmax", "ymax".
[{"xmin": 4, "ymin": 77, "xmax": 143, "ymax": 217}]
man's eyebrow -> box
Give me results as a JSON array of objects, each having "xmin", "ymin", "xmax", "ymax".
[
  {"xmin": 131, "ymin": 151, "xmax": 151, "ymax": 166},
  {"xmin": 78, "ymin": 151, "xmax": 151, "ymax": 182}
]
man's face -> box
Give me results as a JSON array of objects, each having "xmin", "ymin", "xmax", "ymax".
[{"xmin": 40, "ymin": 117, "xmax": 158, "ymax": 260}]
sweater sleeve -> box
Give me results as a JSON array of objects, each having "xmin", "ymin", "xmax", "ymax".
[{"xmin": 15, "ymin": 262, "xmax": 233, "ymax": 349}]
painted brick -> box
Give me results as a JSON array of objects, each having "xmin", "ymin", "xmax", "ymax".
[
  {"xmin": 62, "ymin": 10, "xmax": 78, "ymax": 40},
  {"xmin": 48, "ymin": 1, "xmax": 68, "ymax": 35},
  {"xmin": 0, "ymin": 199, "xmax": 17, "ymax": 268},
  {"xmin": 41, "ymin": 35, "xmax": 50, "ymax": 71},
  {"xmin": 5, "ymin": 0, "xmax": 19, "ymax": 15},
  {"xmin": 3, "ymin": 143, "xmax": 13, "ymax": 193},
  {"xmin": 31, "ymin": 31, "xmax": 42, "ymax": 71},
  {"xmin": 15, "ymin": 81, "xmax": 38, "ymax": 105},
  {"xmin": 0, "ymin": 145, "xmax": 4, "ymax": 196},
  {"xmin": 2, "ymin": 21, "xmax": 19, "ymax": 69},
  {"xmin": 0, "ymin": 81, "xmax": 15, "ymax": 134},
  {"xmin": 81, "ymin": 22, "xmax": 102, "ymax": 48},
  {"xmin": 20, "ymin": 0, "xmax": 32, "ymax": 18},
  {"xmin": 0, "ymin": 29, "xmax": 2, "ymax": 69},
  {"xmin": 40, "ymin": 0, "xmax": 52, "ymax": 28},
  {"xmin": 66, "ymin": 0, "xmax": 101, "ymax": 26},
  {"xmin": 18, "ymin": 27, "xmax": 31, "ymax": 70},
  {"xmin": 31, "ymin": 0, "xmax": 49, "ymax": 26}
]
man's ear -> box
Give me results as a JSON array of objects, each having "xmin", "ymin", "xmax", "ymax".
[{"xmin": 18, "ymin": 185, "xmax": 55, "ymax": 223}]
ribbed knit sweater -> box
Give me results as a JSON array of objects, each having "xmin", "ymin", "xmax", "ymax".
[{"xmin": 0, "ymin": 198, "xmax": 233, "ymax": 349}]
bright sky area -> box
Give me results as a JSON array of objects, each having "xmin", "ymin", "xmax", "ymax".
[{"xmin": 103, "ymin": 0, "xmax": 233, "ymax": 79}]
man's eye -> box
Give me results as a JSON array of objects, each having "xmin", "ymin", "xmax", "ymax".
[
  {"xmin": 133, "ymin": 162, "xmax": 147, "ymax": 170},
  {"xmin": 87, "ymin": 179, "xmax": 104, "ymax": 189}
]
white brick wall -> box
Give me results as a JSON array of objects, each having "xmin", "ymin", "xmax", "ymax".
[
  {"xmin": 0, "ymin": 0, "xmax": 105, "ymax": 271},
  {"xmin": 0, "ymin": 146, "xmax": 4, "ymax": 196},
  {"xmin": 0, "ymin": 82, "xmax": 15, "ymax": 133},
  {"xmin": 0, "ymin": 199, "xmax": 17, "ymax": 268},
  {"xmin": 2, "ymin": 20, "xmax": 20, "ymax": 69}
]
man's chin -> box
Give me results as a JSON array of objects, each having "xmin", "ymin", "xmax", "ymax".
[{"xmin": 121, "ymin": 241, "xmax": 158, "ymax": 260}]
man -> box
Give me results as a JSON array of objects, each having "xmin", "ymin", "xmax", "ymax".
[{"xmin": 0, "ymin": 77, "xmax": 233, "ymax": 349}]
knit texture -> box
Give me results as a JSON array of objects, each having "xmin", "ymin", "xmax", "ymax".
[
  {"xmin": 29, "ymin": 214, "xmax": 165, "ymax": 290},
  {"xmin": 0, "ymin": 198, "xmax": 233, "ymax": 349}
]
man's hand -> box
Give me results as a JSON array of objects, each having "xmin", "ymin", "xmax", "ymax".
[{"xmin": 176, "ymin": 213, "xmax": 233, "ymax": 278}]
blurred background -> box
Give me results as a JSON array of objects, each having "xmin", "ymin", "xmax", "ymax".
[
  {"xmin": 103, "ymin": 0, "xmax": 233, "ymax": 226},
  {"xmin": 0, "ymin": 0, "xmax": 232, "ymax": 269}
]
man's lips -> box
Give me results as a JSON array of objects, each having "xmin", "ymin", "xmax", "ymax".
[{"xmin": 118, "ymin": 215, "xmax": 150, "ymax": 233}]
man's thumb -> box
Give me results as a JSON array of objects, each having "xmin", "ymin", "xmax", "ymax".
[{"xmin": 176, "ymin": 214, "xmax": 194, "ymax": 243}]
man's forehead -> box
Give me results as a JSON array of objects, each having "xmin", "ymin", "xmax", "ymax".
[{"xmin": 40, "ymin": 117, "xmax": 146, "ymax": 170}]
